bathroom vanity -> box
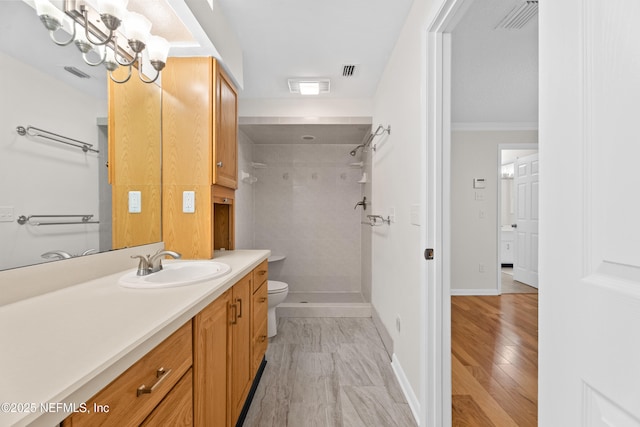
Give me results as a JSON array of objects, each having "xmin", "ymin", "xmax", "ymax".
[{"xmin": 0, "ymin": 248, "xmax": 269, "ymax": 427}]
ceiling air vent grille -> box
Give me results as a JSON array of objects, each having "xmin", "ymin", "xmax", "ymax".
[
  {"xmin": 342, "ymin": 64, "xmax": 359, "ymax": 77},
  {"xmin": 495, "ymin": 0, "xmax": 538, "ymax": 30},
  {"xmin": 64, "ymin": 66, "xmax": 91, "ymax": 79}
]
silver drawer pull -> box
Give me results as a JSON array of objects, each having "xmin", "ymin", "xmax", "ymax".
[
  {"xmin": 137, "ymin": 367, "xmax": 171, "ymax": 397},
  {"xmin": 237, "ymin": 298, "xmax": 243, "ymax": 318},
  {"xmin": 230, "ymin": 303, "xmax": 238, "ymax": 324}
]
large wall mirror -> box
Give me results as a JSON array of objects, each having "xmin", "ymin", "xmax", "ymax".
[{"xmin": 0, "ymin": 1, "xmax": 162, "ymax": 271}]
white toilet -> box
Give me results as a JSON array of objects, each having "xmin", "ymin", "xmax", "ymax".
[{"xmin": 267, "ymin": 280, "xmax": 288, "ymax": 337}]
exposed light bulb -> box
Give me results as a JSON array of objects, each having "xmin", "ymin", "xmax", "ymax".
[
  {"xmin": 146, "ymin": 35, "xmax": 170, "ymax": 63},
  {"xmin": 124, "ymin": 11, "xmax": 152, "ymax": 44},
  {"xmin": 97, "ymin": 0, "xmax": 129, "ymax": 20}
]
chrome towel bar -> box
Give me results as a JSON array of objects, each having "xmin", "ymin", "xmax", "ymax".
[
  {"xmin": 17, "ymin": 214, "xmax": 99, "ymax": 226},
  {"xmin": 16, "ymin": 125, "xmax": 99, "ymax": 154}
]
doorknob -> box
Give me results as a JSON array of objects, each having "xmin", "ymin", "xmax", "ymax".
[{"xmin": 424, "ymin": 248, "xmax": 434, "ymax": 260}]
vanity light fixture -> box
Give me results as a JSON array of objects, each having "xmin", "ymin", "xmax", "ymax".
[{"xmin": 33, "ymin": 0, "xmax": 170, "ymax": 84}]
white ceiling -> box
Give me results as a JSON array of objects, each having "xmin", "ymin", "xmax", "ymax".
[
  {"xmin": 216, "ymin": 0, "xmax": 414, "ymax": 100},
  {"xmin": 451, "ymin": 0, "xmax": 538, "ymax": 124},
  {"xmin": 3, "ymin": 0, "xmax": 538, "ymax": 143}
]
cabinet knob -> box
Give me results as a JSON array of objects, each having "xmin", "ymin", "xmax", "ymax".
[
  {"xmin": 216, "ymin": 161, "xmax": 223, "ymax": 167},
  {"xmin": 259, "ymin": 297, "xmax": 267, "ymax": 303}
]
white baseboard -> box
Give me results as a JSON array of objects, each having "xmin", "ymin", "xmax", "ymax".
[
  {"xmin": 450, "ymin": 288, "xmax": 499, "ymax": 296},
  {"xmin": 371, "ymin": 305, "xmax": 393, "ymax": 360},
  {"xmin": 391, "ymin": 354, "xmax": 421, "ymax": 426}
]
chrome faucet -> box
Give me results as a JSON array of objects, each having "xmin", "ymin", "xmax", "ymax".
[
  {"xmin": 131, "ymin": 250, "xmax": 182, "ymax": 276},
  {"xmin": 149, "ymin": 250, "xmax": 181, "ymax": 273},
  {"xmin": 41, "ymin": 250, "xmax": 73, "ymax": 260}
]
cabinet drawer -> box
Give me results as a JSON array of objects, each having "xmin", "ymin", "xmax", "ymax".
[
  {"xmin": 64, "ymin": 322, "xmax": 192, "ymax": 427},
  {"xmin": 252, "ymin": 260, "xmax": 268, "ymax": 293},
  {"xmin": 141, "ymin": 368, "xmax": 193, "ymax": 427},
  {"xmin": 252, "ymin": 280, "xmax": 268, "ymax": 329},
  {"xmin": 252, "ymin": 317, "xmax": 268, "ymax": 374}
]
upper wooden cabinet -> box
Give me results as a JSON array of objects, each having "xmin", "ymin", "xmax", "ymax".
[
  {"xmin": 162, "ymin": 57, "xmax": 238, "ymax": 259},
  {"xmin": 162, "ymin": 57, "xmax": 238, "ymax": 189},
  {"xmin": 215, "ymin": 67, "xmax": 239, "ymax": 189}
]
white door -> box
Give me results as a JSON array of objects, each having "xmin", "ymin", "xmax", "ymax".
[
  {"xmin": 540, "ymin": 0, "xmax": 640, "ymax": 425},
  {"xmin": 513, "ymin": 153, "xmax": 538, "ymax": 287}
]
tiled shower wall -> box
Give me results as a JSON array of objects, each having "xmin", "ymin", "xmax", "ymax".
[{"xmin": 252, "ymin": 143, "xmax": 363, "ymax": 294}]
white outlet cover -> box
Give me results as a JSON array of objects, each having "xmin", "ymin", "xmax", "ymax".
[
  {"xmin": 128, "ymin": 191, "xmax": 141, "ymax": 213},
  {"xmin": 183, "ymin": 191, "xmax": 195, "ymax": 213}
]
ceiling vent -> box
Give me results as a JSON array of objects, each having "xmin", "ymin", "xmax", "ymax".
[
  {"xmin": 495, "ymin": 0, "xmax": 538, "ymax": 30},
  {"xmin": 342, "ymin": 64, "xmax": 359, "ymax": 77},
  {"xmin": 63, "ymin": 66, "xmax": 91, "ymax": 79},
  {"xmin": 287, "ymin": 79, "xmax": 331, "ymax": 95}
]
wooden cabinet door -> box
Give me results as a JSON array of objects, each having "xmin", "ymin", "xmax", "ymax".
[
  {"xmin": 193, "ymin": 289, "xmax": 231, "ymax": 427},
  {"xmin": 141, "ymin": 369, "xmax": 193, "ymax": 427},
  {"xmin": 230, "ymin": 273, "xmax": 252, "ymax": 425},
  {"xmin": 213, "ymin": 64, "xmax": 238, "ymax": 189}
]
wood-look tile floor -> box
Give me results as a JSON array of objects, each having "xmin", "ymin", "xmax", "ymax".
[
  {"xmin": 452, "ymin": 294, "xmax": 538, "ymax": 427},
  {"xmin": 244, "ymin": 317, "xmax": 417, "ymax": 427}
]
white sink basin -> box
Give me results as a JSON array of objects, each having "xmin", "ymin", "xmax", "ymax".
[{"xmin": 119, "ymin": 260, "xmax": 231, "ymax": 289}]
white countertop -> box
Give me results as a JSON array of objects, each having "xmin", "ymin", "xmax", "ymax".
[{"xmin": 0, "ymin": 249, "xmax": 269, "ymax": 427}]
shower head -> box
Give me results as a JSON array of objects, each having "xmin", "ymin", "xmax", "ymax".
[{"xmin": 349, "ymin": 144, "xmax": 365, "ymax": 156}]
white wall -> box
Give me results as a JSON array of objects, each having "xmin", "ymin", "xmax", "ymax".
[
  {"xmin": 369, "ymin": 0, "xmax": 447, "ymax": 410},
  {"xmin": 235, "ymin": 130, "xmax": 255, "ymax": 249},
  {"xmin": 0, "ymin": 52, "xmax": 105, "ymax": 271},
  {"xmin": 450, "ymin": 130, "xmax": 538, "ymax": 293}
]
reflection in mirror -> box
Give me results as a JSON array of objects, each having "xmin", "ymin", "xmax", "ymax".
[{"xmin": 0, "ymin": 0, "xmax": 161, "ymax": 271}]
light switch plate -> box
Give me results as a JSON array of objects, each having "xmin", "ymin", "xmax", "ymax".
[
  {"xmin": 183, "ymin": 191, "xmax": 195, "ymax": 213},
  {"xmin": 0, "ymin": 206, "xmax": 14, "ymax": 222},
  {"xmin": 128, "ymin": 191, "xmax": 141, "ymax": 213}
]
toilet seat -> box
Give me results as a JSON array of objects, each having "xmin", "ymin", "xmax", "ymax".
[{"xmin": 268, "ymin": 280, "xmax": 288, "ymax": 294}]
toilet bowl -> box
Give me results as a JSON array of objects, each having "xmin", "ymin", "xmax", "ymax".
[{"xmin": 267, "ymin": 280, "xmax": 289, "ymax": 337}]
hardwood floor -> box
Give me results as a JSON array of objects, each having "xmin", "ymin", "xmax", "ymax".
[
  {"xmin": 244, "ymin": 317, "xmax": 416, "ymax": 427},
  {"xmin": 452, "ymin": 294, "xmax": 538, "ymax": 426}
]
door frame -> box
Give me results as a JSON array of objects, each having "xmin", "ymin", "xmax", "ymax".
[
  {"xmin": 424, "ymin": 0, "xmax": 474, "ymax": 425},
  {"xmin": 496, "ymin": 144, "xmax": 538, "ymax": 294}
]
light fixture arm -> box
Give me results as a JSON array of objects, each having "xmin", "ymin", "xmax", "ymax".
[
  {"xmin": 109, "ymin": 65, "xmax": 132, "ymax": 84},
  {"xmin": 110, "ymin": 34, "xmax": 138, "ymax": 67},
  {"xmin": 40, "ymin": 15, "xmax": 76, "ymax": 46},
  {"xmin": 137, "ymin": 60, "xmax": 162, "ymax": 84},
  {"xmin": 82, "ymin": 48, "xmax": 107, "ymax": 67},
  {"xmin": 80, "ymin": 6, "xmax": 119, "ymax": 46}
]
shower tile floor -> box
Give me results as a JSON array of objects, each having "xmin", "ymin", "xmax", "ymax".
[{"xmin": 244, "ymin": 317, "xmax": 417, "ymax": 427}]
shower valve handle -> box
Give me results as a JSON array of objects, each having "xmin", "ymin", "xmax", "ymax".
[{"xmin": 354, "ymin": 196, "xmax": 367, "ymax": 210}]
